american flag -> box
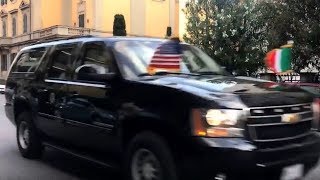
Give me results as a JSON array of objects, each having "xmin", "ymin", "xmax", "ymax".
[{"xmin": 147, "ymin": 40, "xmax": 182, "ymax": 74}]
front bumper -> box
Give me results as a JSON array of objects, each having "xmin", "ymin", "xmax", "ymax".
[{"xmin": 182, "ymin": 133, "xmax": 320, "ymax": 176}]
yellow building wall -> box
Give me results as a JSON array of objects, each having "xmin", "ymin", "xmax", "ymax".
[
  {"xmin": 103, "ymin": 0, "xmax": 131, "ymax": 33},
  {"xmin": 0, "ymin": 0, "xmax": 184, "ymax": 38},
  {"xmin": 0, "ymin": 0, "xmax": 30, "ymax": 36},
  {"xmin": 174, "ymin": 1, "xmax": 180, "ymax": 37},
  {"xmin": 41, "ymin": 0, "xmax": 64, "ymax": 28},
  {"xmin": 31, "ymin": 0, "xmax": 42, "ymax": 31},
  {"xmin": 84, "ymin": 0, "xmax": 94, "ymax": 29},
  {"xmin": 145, "ymin": 0, "xmax": 170, "ymax": 38}
]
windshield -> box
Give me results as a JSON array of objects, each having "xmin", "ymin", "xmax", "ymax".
[{"xmin": 112, "ymin": 40, "xmax": 227, "ymax": 79}]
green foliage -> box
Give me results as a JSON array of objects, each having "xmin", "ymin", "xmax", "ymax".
[
  {"xmin": 184, "ymin": 0, "xmax": 267, "ymax": 75},
  {"xmin": 184, "ymin": 0, "xmax": 320, "ymax": 74},
  {"xmin": 113, "ymin": 14, "xmax": 127, "ymax": 36},
  {"xmin": 260, "ymin": 0, "xmax": 320, "ymax": 71}
]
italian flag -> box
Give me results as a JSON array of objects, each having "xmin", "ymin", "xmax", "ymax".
[{"xmin": 265, "ymin": 47, "xmax": 292, "ymax": 74}]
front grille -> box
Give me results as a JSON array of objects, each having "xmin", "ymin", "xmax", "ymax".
[{"xmin": 246, "ymin": 103, "xmax": 313, "ymax": 146}]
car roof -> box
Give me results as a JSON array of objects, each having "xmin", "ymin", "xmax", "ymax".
[{"xmin": 21, "ymin": 36, "xmax": 167, "ymax": 51}]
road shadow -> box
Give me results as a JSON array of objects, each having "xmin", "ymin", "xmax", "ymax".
[{"xmin": 41, "ymin": 147, "xmax": 121, "ymax": 180}]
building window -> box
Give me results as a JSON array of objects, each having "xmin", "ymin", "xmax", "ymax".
[
  {"xmin": 2, "ymin": 21, "xmax": 6, "ymax": 37},
  {"xmin": 12, "ymin": 17, "xmax": 16, "ymax": 36},
  {"xmin": 10, "ymin": 53, "xmax": 16, "ymax": 65},
  {"xmin": 79, "ymin": 14, "xmax": 85, "ymax": 28},
  {"xmin": 1, "ymin": 0, "xmax": 7, "ymax": 6},
  {"xmin": 1, "ymin": 55, "xmax": 7, "ymax": 71},
  {"xmin": 23, "ymin": 14, "xmax": 27, "ymax": 33}
]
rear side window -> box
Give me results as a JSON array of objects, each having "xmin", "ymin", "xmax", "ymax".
[
  {"xmin": 13, "ymin": 47, "xmax": 46, "ymax": 73},
  {"xmin": 47, "ymin": 43, "xmax": 78, "ymax": 80}
]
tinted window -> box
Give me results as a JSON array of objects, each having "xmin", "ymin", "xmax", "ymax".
[
  {"xmin": 13, "ymin": 48, "xmax": 46, "ymax": 73},
  {"xmin": 74, "ymin": 42, "xmax": 112, "ymax": 82},
  {"xmin": 47, "ymin": 44, "xmax": 78, "ymax": 80}
]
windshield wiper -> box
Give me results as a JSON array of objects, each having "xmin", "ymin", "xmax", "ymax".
[{"xmin": 138, "ymin": 71, "xmax": 201, "ymax": 77}]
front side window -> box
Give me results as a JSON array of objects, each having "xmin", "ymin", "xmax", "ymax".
[
  {"xmin": 1, "ymin": 54, "xmax": 7, "ymax": 71},
  {"xmin": 74, "ymin": 42, "xmax": 112, "ymax": 83},
  {"xmin": 47, "ymin": 44, "xmax": 78, "ymax": 80},
  {"xmin": 113, "ymin": 40, "xmax": 226, "ymax": 79},
  {"xmin": 13, "ymin": 48, "xmax": 46, "ymax": 73}
]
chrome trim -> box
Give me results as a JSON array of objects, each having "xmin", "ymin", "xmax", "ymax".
[
  {"xmin": 249, "ymin": 103, "xmax": 312, "ymax": 110},
  {"xmin": 257, "ymin": 137, "xmax": 320, "ymax": 153},
  {"xmin": 247, "ymin": 117, "xmax": 313, "ymax": 127},
  {"xmin": 45, "ymin": 79, "xmax": 106, "ymax": 88},
  {"xmin": 65, "ymin": 119, "xmax": 114, "ymax": 130},
  {"xmin": 38, "ymin": 112, "xmax": 114, "ymax": 130},
  {"xmin": 274, "ymin": 109, "xmax": 284, "ymax": 113},
  {"xmin": 248, "ymin": 111, "xmax": 313, "ymax": 119},
  {"xmin": 43, "ymin": 142, "xmax": 115, "ymax": 168},
  {"xmin": 253, "ymin": 110, "xmax": 264, "ymax": 114},
  {"xmin": 253, "ymin": 132, "xmax": 312, "ymax": 143},
  {"xmin": 292, "ymin": 107, "xmax": 301, "ymax": 111}
]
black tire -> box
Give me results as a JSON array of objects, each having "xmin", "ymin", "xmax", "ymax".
[
  {"xmin": 124, "ymin": 131, "xmax": 179, "ymax": 180},
  {"xmin": 16, "ymin": 112, "xmax": 43, "ymax": 159}
]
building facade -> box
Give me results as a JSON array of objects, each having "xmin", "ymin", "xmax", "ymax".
[{"xmin": 0, "ymin": 0, "xmax": 183, "ymax": 81}]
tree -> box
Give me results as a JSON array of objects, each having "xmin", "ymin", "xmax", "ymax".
[
  {"xmin": 113, "ymin": 14, "xmax": 127, "ymax": 36},
  {"xmin": 259, "ymin": 0, "xmax": 320, "ymax": 72},
  {"xmin": 184, "ymin": 0, "xmax": 268, "ymax": 76}
]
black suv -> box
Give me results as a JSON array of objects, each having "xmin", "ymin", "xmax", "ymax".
[{"xmin": 4, "ymin": 37, "xmax": 320, "ymax": 180}]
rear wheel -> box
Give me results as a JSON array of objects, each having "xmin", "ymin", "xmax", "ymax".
[
  {"xmin": 125, "ymin": 132, "xmax": 178, "ymax": 180},
  {"xmin": 16, "ymin": 112, "xmax": 43, "ymax": 159}
]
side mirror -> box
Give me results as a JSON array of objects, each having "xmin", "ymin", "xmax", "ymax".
[
  {"xmin": 221, "ymin": 66, "xmax": 236, "ymax": 76},
  {"xmin": 76, "ymin": 65, "xmax": 116, "ymax": 82}
]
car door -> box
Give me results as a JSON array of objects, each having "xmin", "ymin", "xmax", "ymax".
[
  {"xmin": 37, "ymin": 43, "xmax": 80, "ymax": 142},
  {"xmin": 60, "ymin": 41, "xmax": 118, "ymax": 154}
]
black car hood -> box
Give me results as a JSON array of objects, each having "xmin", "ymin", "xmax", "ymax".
[{"xmin": 140, "ymin": 75, "xmax": 313, "ymax": 108}]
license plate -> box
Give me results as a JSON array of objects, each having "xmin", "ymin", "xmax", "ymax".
[{"xmin": 280, "ymin": 164, "xmax": 304, "ymax": 180}]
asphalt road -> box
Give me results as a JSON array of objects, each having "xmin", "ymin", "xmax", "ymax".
[
  {"xmin": 0, "ymin": 94, "xmax": 320, "ymax": 180},
  {"xmin": 0, "ymin": 95, "xmax": 117, "ymax": 180}
]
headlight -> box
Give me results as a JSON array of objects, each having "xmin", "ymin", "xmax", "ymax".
[
  {"xmin": 191, "ymin": 109, "xmax": 248, "ymax": 137},
  {"xmin": 312, "ymin": 98, "xmax": 320, "ymax": 130}
]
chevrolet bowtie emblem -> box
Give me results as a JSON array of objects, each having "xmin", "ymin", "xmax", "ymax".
[{"xmin": 282, "ymin": 113, "xmax": 301, "ymax": 123}]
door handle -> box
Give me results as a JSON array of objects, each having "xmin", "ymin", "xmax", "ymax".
[
  {"xmin": 38, "ymin": 89, "xmax": 48, "ymax": 93},
  {"xmin": 70, "ymin": 91, "xmax": 79, "ymax": 96}
]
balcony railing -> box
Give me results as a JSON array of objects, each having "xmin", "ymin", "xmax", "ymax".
[
  {"xmin": 0, "ymin": 25, "xmax": 114, "ymax": 46},
  {"xmin": 0, "ymin": 37, "xmax": 12, "ymax": 45}
]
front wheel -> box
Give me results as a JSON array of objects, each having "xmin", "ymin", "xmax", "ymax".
[
  {"xmin": 16, "ymin": 112, "xmax": 43, "ymax": 159},
  {"xmin": 125, "ymin": 132, "xmax": 178, "ymax": 180}
]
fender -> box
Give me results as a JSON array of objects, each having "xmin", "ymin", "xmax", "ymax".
[{"xmin": 13, "ymin": 95, "xmax": 38, "ymax": 125}]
